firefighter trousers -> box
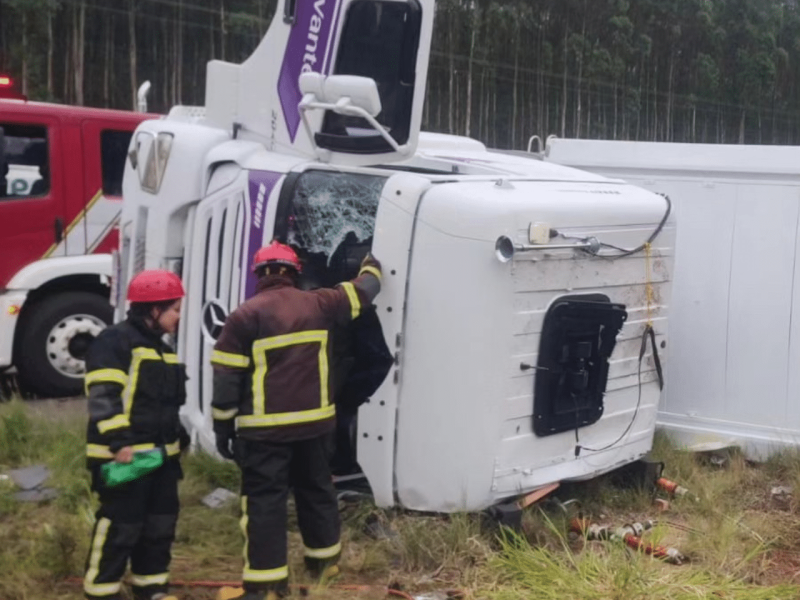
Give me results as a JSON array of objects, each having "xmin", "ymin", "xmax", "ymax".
[
  {"xmin": 83, "ymin": 460, "xmax": 181, "ymax": 600},
  {"xmin": 237, "ymin": 435, "xmax": 341, "ymax": 594}
]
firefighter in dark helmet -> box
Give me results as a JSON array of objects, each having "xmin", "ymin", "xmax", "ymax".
[
  {"xmin": 83, "ymin": 270, "xmax": 189, "ymax": 600},
  {"xmin": 211, "ymin": 241, "xmax": 382, "ymax": 600}
]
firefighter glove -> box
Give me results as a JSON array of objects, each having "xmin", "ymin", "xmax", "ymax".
[
  {"xmin": 359, "ymin": 253, "xmax": 382, "ymax": 280},
  {"xmin": 216, "ymin": 431, "xmax": 236, "ymax": 461}
]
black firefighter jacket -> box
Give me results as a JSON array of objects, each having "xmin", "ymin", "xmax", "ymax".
[
  {"xmin": 84, "ymin": 316, "xmax": 188, "ymax": 468},
  {"xmin": 211, "ymin": 262, "xmax": 382, "ymax": 443}
]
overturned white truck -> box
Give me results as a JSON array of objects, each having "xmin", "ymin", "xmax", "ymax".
[{"xmin": 115, "ymin": 0, "xmax": 675, "ymax": 512}]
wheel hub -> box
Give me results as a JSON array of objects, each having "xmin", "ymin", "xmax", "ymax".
[{"xmin": 46, "ymin": 314, "xmax": 107, "ymax": 378}]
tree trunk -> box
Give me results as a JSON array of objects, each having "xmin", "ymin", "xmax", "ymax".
[
  {"xmin": 103, "ymin": 14, "xmax": 110, "ymax": 106},
  {"xmin": 492, "ymin": 82, "xmax": 497, "ymax": 147},
  {"xmin": 585, "ymin": 89, "xmax": 591, "ymax": 137},
  {"xmin": 448, "ymin": 6, "xmax": 455, "ymax": 134},
  {"xmin": 739, "ymin": 109, "xmax": 745, "ymax": 144},
  {"xmin": 666, "ymin": 52, "xmax": 675, "ymax": 142},
  {"xmin": 758, "ymin": 111, "xmax": 762, "ymax": 144},
  {"xmin": 129, "ymin": 0, "xmax": 138, "ymax": 110},
  {"xmin": 560, "ymin": 28, "xmax": 568, "ymax": 138},
  {"xmin": 511, "ymin": 31, "xmax": 519, "ymax": 148},
  {"xmin": 162, "ymin": 16, "xmax": 169, "ymax": 109},
  {"xmin": 63, "ymin": 8, "xmax": 72, "ymax": 102},
  {"xmin": 478, "ymin": 68, "xmax": 485, "ymax": 142},
  {"xmin": 209, "ymin": 13, "xmax": 216, "ymax": 60},
  {"xmin": 47, "ymin": 10, "xmax": 54, "ymax": 99},
  {"xmin": 176, "ymin": 0, "xmax": 183, "ymax": 105},
  {"xmin": 73, "ymin": 2, "xmax": 85, "ymax": 106},
  {"xmin": 465, "ymin": 7, "xmax": 478, "ymax": 137},
  {"xmin": 651, "ymin": 64, "xmax": 658, "ymax": 140},
  {"xmin": 220, "ymin": 0, "xmax": 227, "ymax": 61},
  {"xmin": 21, "ymin": 11, "xmax": 28, "ymax": 96},
  {"xmin": 537, "ymin": 20, "xmax": 545, "ymax": 137},
  {"xmin": 613, "ymin": 83, "xmax": 618, "ymax": 140}
]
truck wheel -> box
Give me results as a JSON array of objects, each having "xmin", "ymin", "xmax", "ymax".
[{"xmin": 16, "ymin": 292, "xmax": 112, "ymax": 398}]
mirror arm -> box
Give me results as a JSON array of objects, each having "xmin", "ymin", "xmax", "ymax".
[{"xmin": 298, "ymin": 97, "xmax": 404, "ymax": 155}]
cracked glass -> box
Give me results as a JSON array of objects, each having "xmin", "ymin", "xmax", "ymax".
[{"xmin": 287, "ymin": 170, "xmax": 386, "ymax": 270}]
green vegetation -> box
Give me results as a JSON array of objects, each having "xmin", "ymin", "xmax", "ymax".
[{"xmin": 3, "ymin": 400, "xmax": 800, "ymax": 599}]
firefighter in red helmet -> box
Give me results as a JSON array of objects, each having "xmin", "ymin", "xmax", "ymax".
[
  {"xmin": 82, "ymin": 270, "xmax": 189, "ymax": 600},
  {"xmin": 212, "ymin": 241, "xmax": 382, "ymax": 600}
]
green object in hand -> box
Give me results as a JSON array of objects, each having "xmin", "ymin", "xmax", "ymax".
[{"xmin": 101, "ymin": 449, "xmax": 164, "ymax": 487}]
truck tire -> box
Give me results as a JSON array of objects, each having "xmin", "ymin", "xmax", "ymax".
[{"xmin": 16, "ymin": 291, "xmax": 113, "ymax": 398}]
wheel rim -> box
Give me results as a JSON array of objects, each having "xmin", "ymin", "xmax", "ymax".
[{"xmin": 45, "ymin": 314, "xmax": 107, "ymax": 378}]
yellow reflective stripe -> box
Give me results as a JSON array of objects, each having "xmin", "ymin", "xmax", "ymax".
[
  {"xmin": 211, "ymin": 349, "xmax": 251, "ymax": 368},
  {"xmin": 84, "ymin": 581, "xmax": 122, "ymax": 597},
  {"xmin": 243, "ymin": 565, "xmax": 290, "ymax": 583},
  {"xmin": 340, "ymin": 282, "xmax": 361, "ymax": 320},
  {"xmin": 252, "ymin": 344, "xmax": 268, "ymax": 416},
  {"xmin": 162, "ymin": 353, "xmax": 179, "ymax": 364},
  {"xmin": 86, "ymin": 441, "xmax": 180, "ymax": 459},
  {"xmin": 241, "ymin": 496, "xmax": 250, "ymax": 579},
  {"xmin": 358, "ymin": 266, "xmax": 382, "ymax": 281},
  {"xmin": 237, "ymin": 404, "xmax": 336, "ymax": 428},
  {"xmin": 130, "ymin": 572, "xmax": 169, "ymax": 586},
  {"xmin": 251, "ymin": 330, "xmax": 329, "ymax": 416},
  {"xmin": 213, "ymin": 407, "xmax": 238, "ymax": 420},
  {"xmin": 318, "ymin": 335, "xmax": 330, "ymax": 408},
  {"xmin": 86, "ymin": 444, "xmax": 115, "ymax": 459},
  {"xmin": 97, "ymin": 413, "xmax": 131, "ymax": 434},
  {"xmin": 132, "ymin": 347, "xmax": 161, "ymax": 360},
  {"xmin": 256, "ymin": 330, "xmax": 328, "ymax": 351},
  {"xmin": 84, "ymin": 518, "xmax": 117, "ymax": 596},
  {"xmin": 121, "ymin": 347, "xmax": 165, "ymax": 429},
  {"xmin": 304, "ymin": 542, "xmax": 341, "ymax": 559},
  {"xmin": 85, "ymin": 368, "xmax": 128, "ymax": 392}
]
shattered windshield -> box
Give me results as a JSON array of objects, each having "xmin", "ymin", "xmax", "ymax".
[{"xmin": 287, "ymin": 170, "xmax": 386, "ymax": 265}]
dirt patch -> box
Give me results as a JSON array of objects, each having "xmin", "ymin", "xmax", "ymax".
[
  {"xmin": 22, "ymin": 397, "xmax": 86, "ymax": 421},
  {"xmin": 762, "ymin": 550, "xmax": 800, "ymax": 586}
]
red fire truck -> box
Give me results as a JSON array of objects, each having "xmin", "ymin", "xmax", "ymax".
[{"xmin": 0, "ymin": 76, "xmax": 152, "ymax": 397}]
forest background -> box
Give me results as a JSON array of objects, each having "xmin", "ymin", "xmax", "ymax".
[{"xmin": 1, "ymin": 0, "xmax": 798, "ymax": 149}]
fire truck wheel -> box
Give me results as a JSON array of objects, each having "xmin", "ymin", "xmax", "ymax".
[{"xmin": 16, "ymin": 291, "xmax": 113, "ymax": 398}]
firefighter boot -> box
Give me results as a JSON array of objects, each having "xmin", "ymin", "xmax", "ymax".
[
  {"xmin": 216, "ymin": 588, "xmax": 282, "ymax": 600},
  {"xmin": 305, "ymin": 555, "xmax": 340, "ymax": 584},
  {"xmin": 320, "ymin": 564, "xmax": 340, "ymax": 583}
]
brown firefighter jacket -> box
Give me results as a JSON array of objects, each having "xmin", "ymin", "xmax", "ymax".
[{"xmin": 210, "ymin": 260, "xmax": 382, "ymax": 442}]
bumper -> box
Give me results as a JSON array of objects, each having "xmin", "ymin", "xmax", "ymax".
[{"xmin": 0, "ymin": 290, "xmax": 28, "ymax": 368}]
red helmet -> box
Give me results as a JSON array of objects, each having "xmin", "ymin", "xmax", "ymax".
[
  {"xmin": 252, "ymin": 241, "xmax": 302, "ymax": 273},
  {"xmin": 127, "ymin": 270, "xmax": 185, "ymax": 303}
]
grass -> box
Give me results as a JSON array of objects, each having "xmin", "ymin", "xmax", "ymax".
[{"xmin": 2, "ymin": 401, "xmax": 800, "ymax": 599}]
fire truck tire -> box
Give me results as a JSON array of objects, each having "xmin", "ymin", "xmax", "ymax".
[{"xmin": 16, "ymin": 292, "xmax": 113, "ymax": 398}]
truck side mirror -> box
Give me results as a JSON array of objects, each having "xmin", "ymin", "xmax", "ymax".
[
  {"xmin": 298, "ymin": 73, "xmax": 401, "ymax": 154},
  {"xmin": 299, "ymin": 73, "xmax": 382, "ymax": 117}
]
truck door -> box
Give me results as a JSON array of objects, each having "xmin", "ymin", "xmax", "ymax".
[
  {"xmin": 222, "ymin": 0, "xmax": 435, "ymax": 169},
  {"xmin": 181, "ymin": 166, "xmax": 251, "ymax": 448},
  {"xmin": 0, "ymin": 114, "xmax": 65, "ymax": 287},
  {"xmin": 272, "ymin": 167, "xmax": 429, "ymax": 507}
]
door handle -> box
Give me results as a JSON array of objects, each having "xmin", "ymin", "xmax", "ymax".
[{"xmin": 54, "ymin": 217, "xmax": 64, "ymax": 244}]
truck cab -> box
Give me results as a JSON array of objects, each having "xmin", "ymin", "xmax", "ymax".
[
  {"xmin": 118, "ymin": 0, "xmax": 675, "ymax": 512},
  {"xmin": 0, "ymin": 80, "xmax": 151, "ymax": 397}
]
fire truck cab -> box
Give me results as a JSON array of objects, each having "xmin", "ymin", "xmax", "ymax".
[
  {"xmin": 117, "ymin": 0, "xmax": 675, "ymax": 512},
  {"xmin": 0, "ymin": 78, "xmax": 150, "ymax": 397}
]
